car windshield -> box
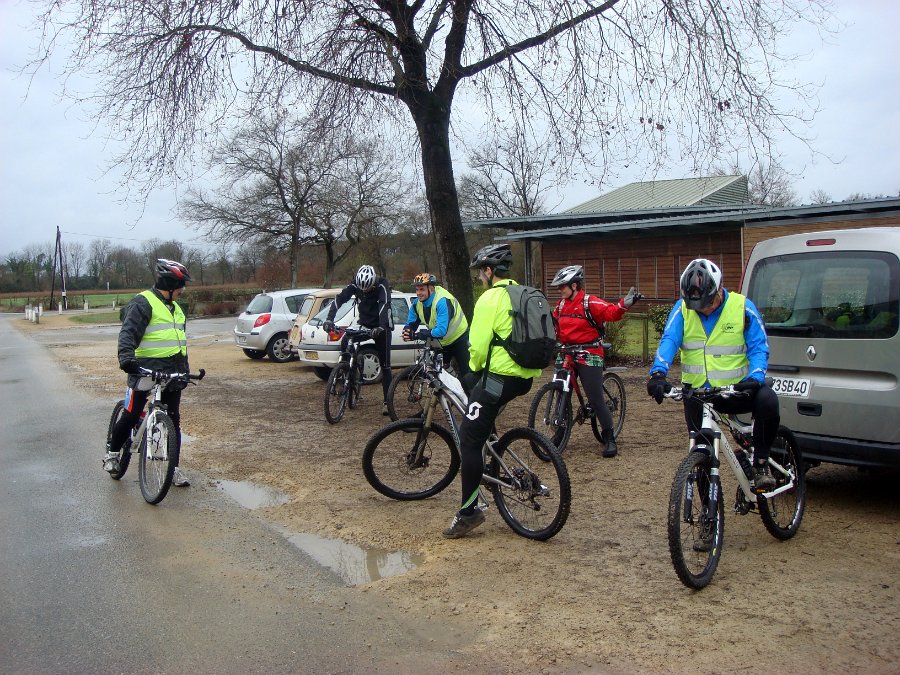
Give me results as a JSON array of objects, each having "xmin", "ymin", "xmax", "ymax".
[
  {"xmin": 313, "ymin": 300, "xmax": 353, "ymax": 324},
  {"xmin": 746, "ymin": 251, "xmax": 899, "ymax": 339},
  {"xmin": 246, "ymin": 294, "xmax": 273, "ymax": 314}
]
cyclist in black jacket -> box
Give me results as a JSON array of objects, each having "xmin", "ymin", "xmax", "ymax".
[{"xmin": 324, "ymin": 265, "xmax": 394, "ymax": 415}]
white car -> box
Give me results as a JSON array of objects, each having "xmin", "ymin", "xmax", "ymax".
[{"xmin": 295, "ymin": 291, "xmax": 418, "ymax": 383}]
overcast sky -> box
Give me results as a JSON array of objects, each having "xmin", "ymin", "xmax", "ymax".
[{"xmin": 2, "ymin": 1, "xmax": 899, "ymax": 258}]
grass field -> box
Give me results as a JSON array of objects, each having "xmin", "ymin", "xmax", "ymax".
[{"xmin": 68, "ymin": 312, "xmax": 122, "ymax": 324}]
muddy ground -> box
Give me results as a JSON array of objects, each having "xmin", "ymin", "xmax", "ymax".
[{"xmin": 17, "ymin": 315, "xmax": 900, "ymax": 673}]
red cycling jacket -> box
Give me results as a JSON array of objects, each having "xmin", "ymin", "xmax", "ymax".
[{"xmin": 552, "ymin": 289, "xmax": 627, "ymax": 359}]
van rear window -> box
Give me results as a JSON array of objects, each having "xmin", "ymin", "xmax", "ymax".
[{"xmin": 746, "ymin": 251, "xmax": 899, "ymax": 339}]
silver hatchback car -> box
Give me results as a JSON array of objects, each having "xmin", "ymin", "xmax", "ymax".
[{"xmin": 234, "ymin": 288, "xmax": 319, "ymax": 363}]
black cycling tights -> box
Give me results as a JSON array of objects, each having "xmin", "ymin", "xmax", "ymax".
[
  {"xmin": 682, "ymin": 384, "xmax": 779, "ymax": 460},
  {"xmin": 573, "ymin": 363, "xmax": 614, "ymax": 432}
]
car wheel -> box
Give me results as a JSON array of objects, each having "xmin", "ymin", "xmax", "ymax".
[
  {"xmin": 358, "ymin": 346, "xmax": 383, "ymax": 384},
  {"xmin": 312, "ymin": 366, "xmax": 332, "ymax": 381},
  {"xmin": 266, "ymin": 333, "xmax": 295, "ymax": 363},
  {"xmin": 243, "ymin": 348, "xmax": 266, "ymax": 360}
]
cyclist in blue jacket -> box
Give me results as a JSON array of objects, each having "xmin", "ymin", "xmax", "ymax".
[{"xmin": 402, "ymin": 272, "xmax": 470, "ymax": 377}]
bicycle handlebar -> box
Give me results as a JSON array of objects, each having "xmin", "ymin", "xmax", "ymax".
[
  {"xmin": 663, "ymin": 384, "xmax": 747, "ymax": 401},
  {"xmin": 137, "ymin": 367, "xmax": 206, "ymax": 383}
]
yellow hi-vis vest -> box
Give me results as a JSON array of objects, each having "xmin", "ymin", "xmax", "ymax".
[
  {"xmin": 134, "ymin": 290, "xmax": 187, "ymax": 359},
  {"xmin": 680, "ymin": 292, "xmax": 749, "ymax": 387},
  {"xmin": 414, "ymin": 286, "xmax": 468, "ymax": 347}
]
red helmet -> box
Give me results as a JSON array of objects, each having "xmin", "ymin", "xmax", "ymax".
[{"xmin": 156, "ymin": 258, "xmax": 192, "ymax": 283}]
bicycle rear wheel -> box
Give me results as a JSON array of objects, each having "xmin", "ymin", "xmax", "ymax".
[
  {"xmin": 527, "ymin": 382, "xmax": 572, "ymax": 458},
  {"xmin": 386, "ymin": 364, "xmax": 428, "ymax": 421},
  {"xmin": 667, "ymin": 451, "xmax": 723, "ymax": 589},
  {"xmin": 759, "ymin": 426, "xmax": 806, "ymax": 540},
  {"xmin": 602, "ymin": 372, "xmax": 627, "ymax": 438},
  {"xmin": 487, "ymin": 428, "xmax": 571, "ymax": 541},
  {"xmin": 324, "ymin": 362, "xmax": 350, "ymax": 424},
  {"xmin": 106, "ymin": 400, "xmax": 132, "ymax": 480},
  {"xmin": 138, "ymin": 410, "xmax": 179, "ymax": 505},
  {"xmin": 362, "ymin": 418, "xmax": 460, "ymax": 500}
]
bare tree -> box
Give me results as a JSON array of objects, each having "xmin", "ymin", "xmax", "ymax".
[
  {"xmin": 809, "ymin": 189, "xmax": 832, "ymax": 205},
  {"xmin": 64, "ymin": 241, "xmax": 87, "ymax": 280},
  {"xmin": 715, "ymin": 160, "xmax": 798, "ymax": 207},
  {"xmin": 181, "ymin": 113, "xmax": 405, "ymax": 286},
  {"xmin": 459, "ymin": 126, "xmax": 556, "ymax": 220},
  {"xmin": 32, "ymin": 0, "xmax": 831, "ymax": 314}
]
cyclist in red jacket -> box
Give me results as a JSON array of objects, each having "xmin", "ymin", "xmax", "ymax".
[{"xmin": 550, "ymin": 265, "xmax": 642, "ymax": 457}]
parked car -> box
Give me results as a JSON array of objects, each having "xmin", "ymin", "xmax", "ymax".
[
  {"xmin": 742, "ymin": 227, "xmax": 900, "ymax": 469},
  {"xmin": 234, "ymin": 288, "xmax": 320, "ymax": 363},
  {"xmin": 287, "ymin": 288, "xmax": 342, "ymax": 355},
  {"xmin": 295, "ymin": 292, "xmax": 418, "ymax": 383}
]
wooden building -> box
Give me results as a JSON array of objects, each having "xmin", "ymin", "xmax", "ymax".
[{"xmin": 469, "ymin": 176, "xmax": 900, "ymax": 301}]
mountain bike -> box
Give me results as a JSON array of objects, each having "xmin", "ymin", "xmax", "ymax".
[
  {"xmin": 662, "ymin": 384, "xmax": 806, "ymax": 589},
  {"xmin": 385, "ymin": 334, "xmax": 459, "ymax": 421},
  {"xmin": 105, "ymin": 367, "xmax": 205, "ymax": 505},
  {"xmin": 527, "ymin": 341, "xmax": 626, "ymax": 459},
  {"xmin": 324, "ymin": 326, "xmax": 376, "ymax": 424},
  {"xmin": 362, "ymin": 347, "xmax": 571, "ymax": 541}
]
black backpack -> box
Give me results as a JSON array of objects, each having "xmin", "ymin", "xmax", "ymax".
[{"xmin": 493, "ymin": 284, "xmax": 557, "ymax": 369}]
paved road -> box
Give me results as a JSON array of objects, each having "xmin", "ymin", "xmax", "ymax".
[{"xmin": 0, "ymin": 314, "xmax": 478, "ymax": 673}]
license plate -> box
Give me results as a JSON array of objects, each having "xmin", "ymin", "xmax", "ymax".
[
  {"xmin": 304, "ymin": 351, "xmax": 319, "ymax": 361},
  {"xmin": 237, "ymin": 335, "xmax": 246, "ymax": 344},
  {"xmin": 771, "ymin": 377, "xmax": 811, "ymax": 398}
]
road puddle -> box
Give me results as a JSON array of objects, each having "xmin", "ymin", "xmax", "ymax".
[
  {"xmin": 279, "ymin": 528, "xmax": 424, "ymax": 586},
  {"xmin": 216, "ymin": 479, "xmax": 290, "ymax": 509}
]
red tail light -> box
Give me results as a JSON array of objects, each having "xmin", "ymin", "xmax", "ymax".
[
  {"xmin": 327, "ymin": 328, "xmax": 345, "ymax": 342},
  {"xmin": 253, "ymin": 313, "xmax": 271, "ymax": 328},
  {"xmin": 806, "ymin": 238, "xmax": 836, "ymax": 247}
]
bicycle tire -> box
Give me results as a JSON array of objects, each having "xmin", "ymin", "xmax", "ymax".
[
  {"xmin": 324, "ymin": 362, "xmax": 350, "ymax": 424},
  {"xmin": 386, "ymin": 364, "xmax": 428, "ymax": 421},
  {"xmin": 527, "ymin": 382, "xmax": 572, "ymax": 458},
  {"xmin": 603, "ymin": 372, "xmax": 627, "ymax": 439},
  {"xmin": 667, "ymin": 451, "xmax": 724, "ymax": 589},
  {"xmin": 758, "ymin": 426, "xmax": 806, "ymax": 540},
  {"xmin": 105, "ymin": 400, "xmax": 132, "ymax": 480},
  {"xmin": 487, "ymin": 428, "xmax": 571, "ymax": 541},
  {"xmin": 138, "ymin": 410, "xmax": 179, "ymax": 505},
  {"xmin": 362, "ymin": 418, "xmax": 460, "ymax": 500}
]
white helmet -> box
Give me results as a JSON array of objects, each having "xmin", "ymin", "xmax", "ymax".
[
  {"xmin": 355, "ymin": 264, "xmax": 377, "ymax": 291},
  {"xmin": 550, "ymin": 265, "xmax": 584, "ymax": 287},
  {"xmin": 680, "ymin": 258, "xmax": 723, "ymax": 310}
]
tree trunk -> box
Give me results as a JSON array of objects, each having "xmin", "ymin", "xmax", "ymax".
[{"xmin": 410, "ymin": 100, "xmax": 475, "ymax": 318}]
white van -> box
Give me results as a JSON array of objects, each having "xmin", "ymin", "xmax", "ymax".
[{"xmin": 741, "ymin": 227, "xmax": 900, "ymax": 469}]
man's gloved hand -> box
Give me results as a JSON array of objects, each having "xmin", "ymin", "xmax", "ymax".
[
  {"xmin": 734, "ymin": 379, "xmax": 761, "ymax": 393},
  {"xmin": 402, "ymin": 326, "xmax": 413, "ymax": 342},
  {"xmin": 647, "ymin": 371, "xmax": 671, "ymax": 404},
  {"xmin": 321, "ymin": 320, "xmax": 334, "ymax": 332},
  {"xmin": 415, "ymin": 328, "xmax": 432, "ymax": 340},
  {"xmin": 120, "ymin": 359, "xmax": 142, "ymax": 375},
  {"xmin": 621, "ymin": 287, "xmax": 643, "ymax": 309},
  {"xmin": 371, "ymin": 326, "xmax": 385, "ymax": 338}
]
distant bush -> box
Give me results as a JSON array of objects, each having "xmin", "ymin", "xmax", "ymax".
[{"xmin": 647, "ymin": 304, "xmax": 671, "ymax": 337}]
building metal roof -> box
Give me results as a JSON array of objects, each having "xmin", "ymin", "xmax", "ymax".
[
  {"xmin": 563, "ymin": 175, "xmax": 749, "ymax": 213},
  {"xmin": 493, "ymin": 198, "xmax": 900, "ymax": 242}
]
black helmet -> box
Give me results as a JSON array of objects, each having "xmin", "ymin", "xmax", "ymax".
[
  {"xmin": 469, "ymin": 244, "xmax": 512, "ymax": 272},
  {"xmin": 550, "ymin": 264, "xmax": 584, "ymax": 287},
  {"xmin": 680, "ymin": 258, "xmax": 722, "ymax": 310},
  {"xmin": 156, "ymin": 258, "xmax": 192, "ymax": 283}
]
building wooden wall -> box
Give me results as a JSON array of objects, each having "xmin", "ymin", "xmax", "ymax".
[{"xmin": 541, "ymin": 229, "xmax": 742, "ymax": 301}]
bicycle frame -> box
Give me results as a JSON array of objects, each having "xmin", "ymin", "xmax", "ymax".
[{"xmin": 669, "ymin": 387, "xmax": 799, "ymax": 506}]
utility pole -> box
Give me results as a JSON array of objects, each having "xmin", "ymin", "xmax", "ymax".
[{"xmin": 49, "ymin": 227, "xmax": 68, "ymax": 311}]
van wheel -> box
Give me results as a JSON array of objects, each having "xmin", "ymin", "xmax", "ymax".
[
  {"xmin": 358, "ymin": 347, "xmax": 383, "ymax": 384},
  {"xmin": 312, "ymin": 366, "xmax": 331, "ymax": 381},
  {"xmin": 266, "ymin": 333, "xmax": 295, "ymax": 363},
  {"xmin": 243, "ymin": 348, "xmax": 266, "ymax": 360}
]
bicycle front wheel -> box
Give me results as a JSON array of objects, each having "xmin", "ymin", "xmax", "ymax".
[
  {"xmin": 488, "ymin": 428, "xmax": 571, "ymax": 541},
  {"xmin": 324, "ymin": 362, "xmax": 350, "ymax": 424},
  {"xmin": 138, "ymin": 410, "xmax": 179, "ymax": 505},
  {"xmin": 527, "ymin": 382, "xmax": 572, "ymax": 458},
  {"xmin": 667, "ymin": 451, "xmax": 723, "ymax": 589},
  {"xmin": 759, "ymin": 426, "xmax": 806, "ymax": 540},
  {"xmin": 362, "ymin": 419, "xmax": 460, "ymax": 500},
  {"xmin": 106, "ymin": 400, "xmax": 132, "ymax": 480},
  {"xmin": 386, "ymin": 364, "xmax": 428, "ymax": 421},
  {"xmin": 348, "ymin": 364, "xmax": 362, "ymax": 410}
]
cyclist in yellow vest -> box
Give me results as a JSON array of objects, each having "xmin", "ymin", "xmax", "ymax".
[
  {"xmin": 443, "ymin": 244, "xmax": 540, "ymax": 539},
  {"xmin": 402, "ymin": 273, "xmax": 470, "ymax": 377},
  {"xmin": 647, "ymin": 258, "xmax": 778, "ymax": 490},
  {"xmin": 103, "ymin": 259, "xmax": 193, "ymax": 486}
]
